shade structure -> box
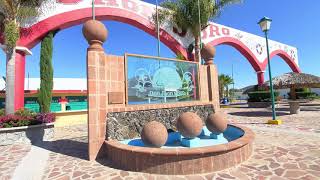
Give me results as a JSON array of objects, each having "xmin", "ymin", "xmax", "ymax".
[
  {"xmin": 264, "ymin": 72, "xmax": 320, "ymax": 89},
  {"xmin": 264, "ymin": 72, "xmax": 320, "ymax": 100}
]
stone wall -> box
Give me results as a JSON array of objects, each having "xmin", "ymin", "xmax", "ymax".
[
  {"xmin": 0, "ymin": 123, "xmax": 54, "ymax": 146},
  {"xmin": 107, "ymin": 105, "xmax": 214, "ymax": 140}
]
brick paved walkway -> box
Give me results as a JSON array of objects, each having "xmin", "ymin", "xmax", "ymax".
[{"xmin": 1, "ymin": 102, "xmax": 319, "ymax": 180}]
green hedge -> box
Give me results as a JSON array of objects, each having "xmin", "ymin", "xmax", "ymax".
[
  {"xmin": 248, "ymin": 91, "xmax": 279, "ymax": 102},
  {"xmin": 288, "ymin": 92, "xmax": 317, "ymax": 100}
]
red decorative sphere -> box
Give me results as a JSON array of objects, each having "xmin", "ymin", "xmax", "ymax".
[
  {"xmin": 82, "ymin": 20, "xmax": 108, "ymax": 43},
  {"xmin": 206, "ymin": 112, "xmax": 228, "ymax": 134},
  {"xmin": 141, "ymin": 121, "xmax": 168, "ymax": 147},
  {"xmin": 176, "ymin": 112, "xmax": 203, "ymax": 138}
]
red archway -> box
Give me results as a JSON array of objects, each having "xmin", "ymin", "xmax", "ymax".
[
  {"xmin": 18, "ymin": 7, "xmax": 187, "ymax": 56},
  {"xmin": 1, "ymin": 4, "xmax": 301, "ymax": 110},
  {"xmin": 11, "ymin": 7, "xmax": 188, "ymax": 111},
  {"xmin": 208, "ymin": 37, "xmax": 263, "ymax": 72},
  {"xmin": 261, "ymin": 49, "xmax": 301, "ymax": 73},
  {"xmin": 207, "ymin": 37, "xmax": 301, "ymax": 85}
]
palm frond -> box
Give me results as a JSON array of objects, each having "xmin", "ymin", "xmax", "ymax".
[
  {"xmin": 16, "ymin": 6, "xmax": 38, "ymax": 22},
  {"xmin": 213, "ymin": 0, "xmax": 242, "ymax": 19}
]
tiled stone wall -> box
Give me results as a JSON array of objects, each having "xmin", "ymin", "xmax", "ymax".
[
  {"xmin": 0, "ymin": 123, "xmax": 54, "ymax": 146},
  {"xmin": 107, "ymin": 104, "xmax": 214, "ymax": 140}
]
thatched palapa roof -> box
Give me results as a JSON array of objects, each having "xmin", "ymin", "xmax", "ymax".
[{"xmin": 264, "ymin": 72, "xmax": 320, "ymax": 89}]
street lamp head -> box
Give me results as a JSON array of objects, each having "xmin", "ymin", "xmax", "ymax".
[{"xmin": 258, "ymin": 17, "xmax": 272, "ymax": 32}]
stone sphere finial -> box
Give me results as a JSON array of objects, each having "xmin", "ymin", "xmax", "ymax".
[
  {"xmin": 201, "ymin": 44, "xmax": 216, "ymax": 65},
  {"xmin": 206, "ymin": 112, "xmax": 228, "ymax": 134},
  {"xmin": 82, "ymin": 20, "xmax": 108, "ymax": 50},
  {"xmin": 141, "ymin": 121, "xmax": 168, "ymax": 148},
  {"xmin": 176, "ymin": 112, "xmax": 203, "ymax": 138}
]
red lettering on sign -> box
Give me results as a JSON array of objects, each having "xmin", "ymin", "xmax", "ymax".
[
  {"xmin": 209, "ymin": 25, "xmax": 220, "ymax": 37},
  {"xmin": 105, "ymin": 0, "xmax": 119, "ymax": 6},
  {"xmin": 222, "ymin": 28, "xmax": 230, "ymax": 35},
  {"xmin": 122, "ymin": 0, "xmax": 138, "ymax": 12},
  {"xmin": 201, "ymin": 30, "xmax": 207, "ymax": 39}
]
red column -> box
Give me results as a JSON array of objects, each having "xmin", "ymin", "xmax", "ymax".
[
  {"xmin": 14, "ymin": 50, "xmax": 26, "ymax": 111},
  {"xmin": 257, "ymin": 71, "xmax": 265, "ymax": 86}
]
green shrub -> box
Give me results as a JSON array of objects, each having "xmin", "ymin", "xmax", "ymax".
[
  {"xmin": 288, "ymin": 92, "xmax": 317, "ymax": 100},
  {"xmin": 295, "ymin": 88, "xmax": 310, "ymax": 93},
  {"xmin": 14, "ymin": 108, "xmax": 36, "ymax": 118},
  {"xmin": 0, "ymin": 109, "xmax": 5, "ymax": 116},
  {"xmin": 248, "ymin": 91, "xmax": 280, "ymax": 102}
]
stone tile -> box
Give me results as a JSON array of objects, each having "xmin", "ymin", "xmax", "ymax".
[{"xmin": 2, "ymin": 103, "xmax": 320, "ymax": 179}]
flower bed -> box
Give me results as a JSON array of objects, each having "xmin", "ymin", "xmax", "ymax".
[
  {"xmin": 0, "ymin": 109, "xmax": 55, "ymax": 128},
  {"xmin": 0, "ymin": 109, "xmax": 55, "ymax": 145}
]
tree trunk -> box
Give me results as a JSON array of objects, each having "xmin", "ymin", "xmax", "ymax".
[
  {"xmin": 219, "ymin": 83, "xmax": 224, "ymax": 99},
  {"xmin": 194, "ymin": 36, "xmax": 201, "ymax": 62},
  {"xmin": 290, "ymin": 86, "xmax": 297, "ymax": 100},
  {"xmin": 5, "ymin": 48, "xmax": 16, "ymax": 114},
  {"xmin": 226, "ymin": 85, "xmax": 229, "ymax": 98}
]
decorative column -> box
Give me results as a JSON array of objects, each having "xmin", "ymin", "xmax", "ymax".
[
  {"xmin": 200, "ymin": 44, "xmax": 220, "ymax": 110},
  {"xmin": 83, "ymin": 20, "xmax": 108, "ymax": 161},
  {"xmin": 256, "ymin": 71, "xmax": 265, "ymax": 86},
  {"xmin": 14, "ymin": 47, "xmax": 32, "ymax": 111}
]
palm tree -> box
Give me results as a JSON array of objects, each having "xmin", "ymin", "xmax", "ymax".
[
  {"xmin": 157, "ymin": 0, "xmax": 241, "ymax": 62},
  {"xmin": 0, "ymin": 0, "xmax": 47, "ymax": 114},
  {"xmin": 218, "ymin": 74, "xmax": 234, "ymax": 99}
]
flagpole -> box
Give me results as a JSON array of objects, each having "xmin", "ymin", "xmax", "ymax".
[
  {"xmin": 197, "ymin": 0, "xmax": 202, "ymax": 65},
  {"xmin": 156, "ymin": 0, "xmax": 161, "ymax": 57},
  {"xmin": 92, "ymin": 0, "xmax": 95, "ymax": 20}
]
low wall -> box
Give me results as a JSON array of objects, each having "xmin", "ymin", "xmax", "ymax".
[
  {"xmin": 0, "ymin": 123, "xmax": 54, "ymax": 146},
  {"xmin": 107, "ymin": 104, "xmax": 214, "ymax": 140},
  {"xmin": 105, "ymin": 125, "xmax": 254, "ymax": 175},
  {"xmin": 55, "ymin": 110, "xmax": 87, "ymax": 127}
]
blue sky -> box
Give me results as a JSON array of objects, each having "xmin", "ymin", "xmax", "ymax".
[{"xmin": 0, "ymin": 0, "xmax": 319, "ymax": 88}]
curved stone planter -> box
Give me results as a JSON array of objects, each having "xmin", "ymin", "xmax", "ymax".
[
  {"xmin": 288, "ymin": 101, "xmax": 300, "ymax": 114},
  {"xmin": 104, "ymin": 125, "xmax": 254, "ymax": 175},
  {"xmin": 0, "ymin": 123, "xmax": 54, "ymax": 146}
]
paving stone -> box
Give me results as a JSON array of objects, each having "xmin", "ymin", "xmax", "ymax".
[
  {"xmin": 218, "ymin": 173, "xmax": 235, "ymax": 179},
  {"xmin": 309, "ymin": 165, "xmax": 320, "ymax": 171},
  {"xmin": 269, "ymin": 162, "xmax": 280, "ymax": 169},
  {"xmin": 284, "ymin": 170, "xmax": 307, "ymax": 178},
  {"xmin": 274, "ymin": 168, "xmax": 285, "ymax": 176},
  {"xmin": 2, "ymin": 103, "xmax": 320, "ymax": 180},
  {"xmin": 120, "ymin": 170, "xmax": 130, "ymax": 177},
  {"xmin": 186, "ymin": 175, "xmax": 205, "ymax": 180}
]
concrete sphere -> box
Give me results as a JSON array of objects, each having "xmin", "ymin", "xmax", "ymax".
[
  {"xmin": 206, "ymin": 112, "xmax": 228, "ymax": 134},
  {"xmin": 141, "ymin": 121, "xmax": 168, "ymax": 148},
  {"xmin": 176, "ymin": 112, "xmax": 203, "ymax": 138},
  {"xmin": 82, "ymin": 20, "xmax": 108, "ymax": 43},
  {"xmin": 201, "ymin": 44, "xmax": 216, "ymax": 61}
]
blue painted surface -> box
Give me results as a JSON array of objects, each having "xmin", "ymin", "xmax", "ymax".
[
  {"xmin": 120, "ymin": 125, "xmax": 244, "ymax": 148},
  {"xmin": 181, "ymin": 137, "xmax": 201, "ymax": 147}
]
